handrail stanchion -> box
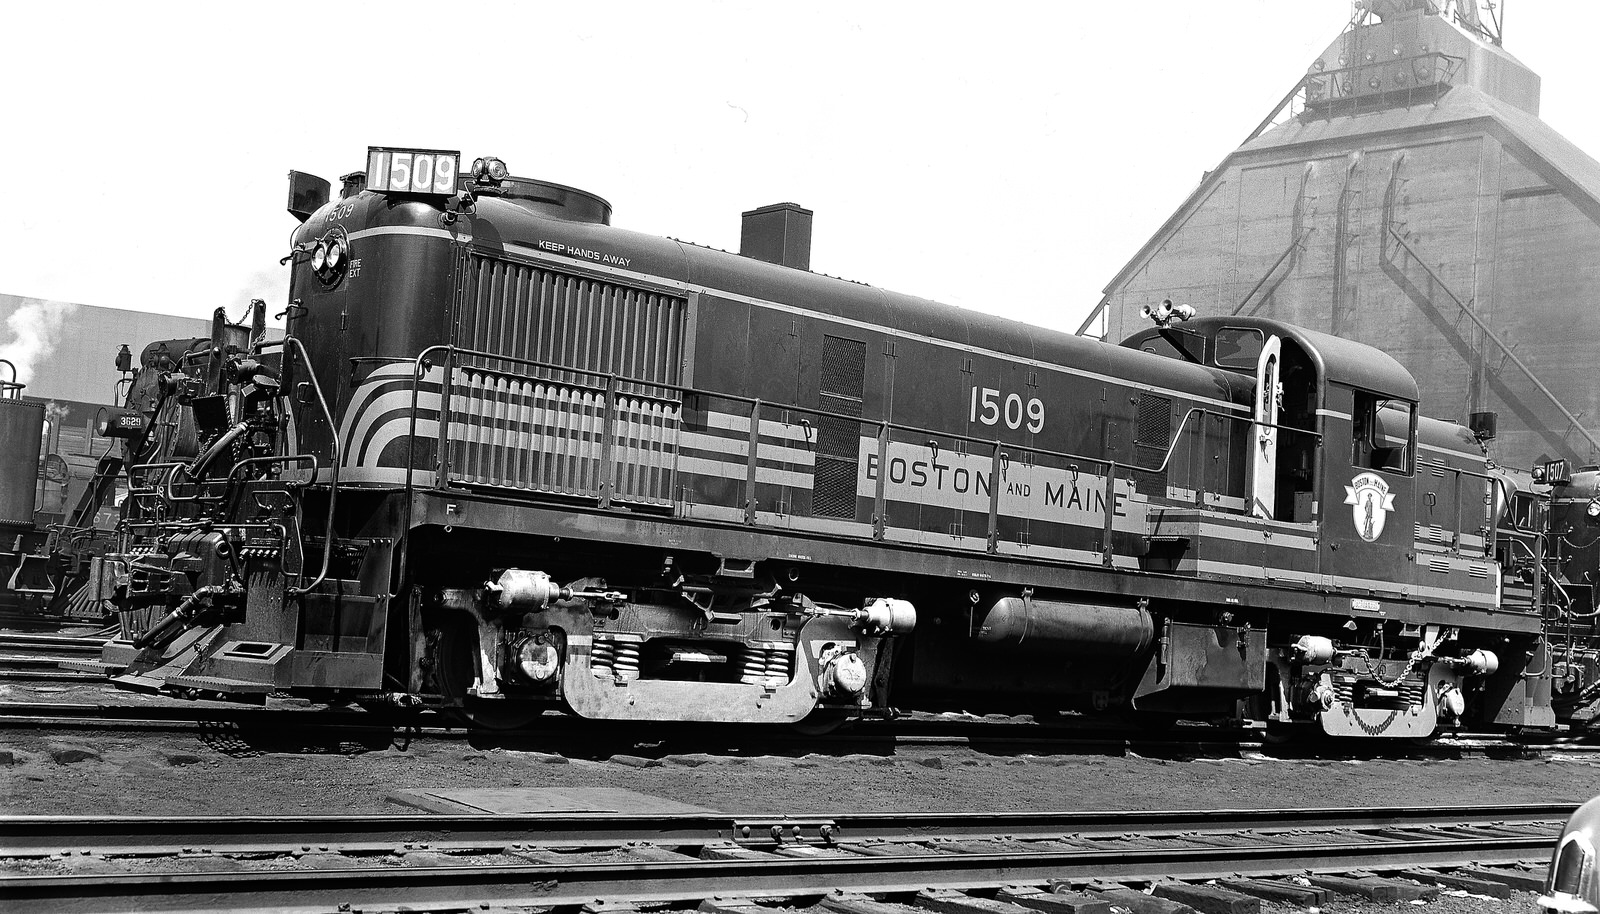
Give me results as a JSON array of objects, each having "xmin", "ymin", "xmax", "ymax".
[
  {"xmin": 987, "ymin": 442, "xmax": 1004, "ymax": 554},
  {"xmin": 599, "ymin": 374, "xmax": 618, "ymax": 508},
  {"xmin": 1102, "ymin": 461, "xmax": 1118, "ymax": 567},
  {"xmin": 438, "ymin": 348, "xmax": 457, "ymax": 483},
  {"xmin": 743, "ymin": 400, "xmax": 761, "ymax": 524},
  {"xmin": 872, "ymin": 423, "xmax": 889, "ymax": 541}
]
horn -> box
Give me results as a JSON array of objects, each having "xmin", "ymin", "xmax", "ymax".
[
  {"xmin": 1155, "ymin": 298, "xmax": 1174, "ymax": 319},
  {"xmin": 1139, "ymin": 303, "xmax": 1155, "ymax": 320},
  {"xmin": 1171, "ymin": 303, "xmax": 1196, "ymax": 322}
]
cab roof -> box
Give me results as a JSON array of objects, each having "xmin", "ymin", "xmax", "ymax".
[{"xmin": 1121, "ymin": 315, "xmax": 1419, "ymax": 402}]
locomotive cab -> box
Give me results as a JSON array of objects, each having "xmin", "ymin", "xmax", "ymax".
[
  {"xmin": 1124, "ymin": 315, "xmax": 1425, "ymax": 580},
  {"xmin": 1124, "ymin": 316, "xmax": 1526, "ymax": 737}
]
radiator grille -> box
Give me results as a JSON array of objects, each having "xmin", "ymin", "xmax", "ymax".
[{"xmin": 458, "ymin": 255, "xmax": 684, "ymax": 397}]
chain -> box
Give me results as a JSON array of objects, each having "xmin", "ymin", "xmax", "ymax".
[{"xmin": 1352, "ymin": 642, "xmax": 1430, "ymax": 689}]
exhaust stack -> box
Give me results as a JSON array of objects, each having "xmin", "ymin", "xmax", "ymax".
[{"xmin": 740, "ymin": 202, "xmax": 813, "ymax": 271}]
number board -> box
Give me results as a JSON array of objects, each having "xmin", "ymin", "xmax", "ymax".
[{"xmin": 366, "ymin": 146, "xmax": 461, "ymax": 196}]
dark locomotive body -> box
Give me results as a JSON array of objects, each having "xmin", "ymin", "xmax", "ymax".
[{"xmin": 79, "ymin": 151, "xmax": 1562, "ymax": 736}]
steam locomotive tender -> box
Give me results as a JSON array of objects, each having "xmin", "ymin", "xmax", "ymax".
[{"xmin": 85, "ymin": 146, "xmax": 1553, "ymax": 737}]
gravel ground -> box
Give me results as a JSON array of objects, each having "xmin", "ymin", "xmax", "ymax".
[
  {"xmin": 5, "ymin": 723, "xmax": 1598, "ymax": 817},
  {"xmin": 2, "ymin": 680, "xmax": 1592, "ymax": 912}
]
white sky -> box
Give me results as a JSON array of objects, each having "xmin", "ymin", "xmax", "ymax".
[{"xmin": 3, "ymin": 1, "xmax": 1595, "ymax": 336}]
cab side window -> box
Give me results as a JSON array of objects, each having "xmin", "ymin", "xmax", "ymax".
[{"xmin": 1352, "ymin": 393, "xmax": 1413, "ymax": 475}]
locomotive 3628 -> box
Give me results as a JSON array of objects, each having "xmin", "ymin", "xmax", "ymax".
[{"xmin": 77, "ymin": 146, "xmax": 1560, "ymax": 737}]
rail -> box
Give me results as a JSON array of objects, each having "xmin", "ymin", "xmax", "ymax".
[{"xmin": 0, "ymin": 803, "xmax": 1572, "ymax": 857}]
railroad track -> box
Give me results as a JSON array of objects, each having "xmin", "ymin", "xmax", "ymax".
[
  {"xmin": 0, "ymin": 612, "xmax": 112, "ymax": 634},
  {"xmin": 0, "ymin": 804, "xmax": 1566, "ymax": 913},
  {"xmin": 0, "ymin": 632, "xmax": 113, "ymax": 684}
]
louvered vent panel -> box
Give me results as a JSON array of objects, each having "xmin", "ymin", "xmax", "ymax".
[
  {"xmin": 446, "ymin": 257, "xmax": 684, "ymax": 504},
  {"xmin": 813, "ymin": 336, "xmax": 867, "ymax": 519},
  {"xmin": 1133, "ymin": 394, "xmax": 1173, "ymax": 497}
]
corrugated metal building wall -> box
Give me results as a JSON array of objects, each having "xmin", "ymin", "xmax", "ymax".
[{"xmin": 1100, "ymin": 4, "xmax": 1600, "ymax": 467}]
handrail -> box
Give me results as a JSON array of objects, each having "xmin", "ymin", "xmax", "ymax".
[
  {"xmin": 389, "ymin": 343, "xmax": 458, "ymax": 600},
  {"xmin": 397, "ymin": 344, "xmax": 1274, "ymax": 485},
  {"xmin": 224, "ymin": 454, "xmax": 318, "ymax": 491},
  {"xmin": 1150, "ymin": 406, "xmax": 1321, "ymax": 476},
  {"xmin": 282, "ymin": 337, "xmax": 338, "ymax": 597},
  {"xmin": 384, "ymin": 341, "xmax": 1511, "ymax": 571}
]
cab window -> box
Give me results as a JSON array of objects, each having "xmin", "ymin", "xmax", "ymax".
[
  {"xmin": 1137, "ymin": 327, "xmax": 1206, "ymax": 363},
  {"xmin": 1214, "ymin": 327, "xmax": 1265, "ymax": 369},
  {"xmin": 1352, "ymin": 393, "xmax": 1413, "ymax": 475}
]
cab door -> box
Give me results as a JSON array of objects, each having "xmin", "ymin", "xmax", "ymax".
[
  {"xmin": 1247, "ymin": 336, "xmax": 1282, "ymax": 519},
  {"xmin": 1319, "ymin": 390, "xmax": 1417, "ymax": 597}
]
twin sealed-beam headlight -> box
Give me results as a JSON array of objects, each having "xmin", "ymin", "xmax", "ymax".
[{"xmin": 308, "ymin": 227, "xmax": 349, "ymax": 285}]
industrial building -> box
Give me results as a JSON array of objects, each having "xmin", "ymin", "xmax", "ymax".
[{"xmin": 1092, "ymin": 0, "xmax": 1600, "ymax": 466}]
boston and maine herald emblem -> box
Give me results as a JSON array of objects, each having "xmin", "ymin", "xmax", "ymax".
[{"xmin": 1344, "ymin": 472, "xmax": 1396, "ymax": 542}]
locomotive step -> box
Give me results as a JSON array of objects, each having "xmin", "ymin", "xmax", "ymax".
[{"xmin": 57, "ymin": 659, "xmax": 125, "ymax": 676}]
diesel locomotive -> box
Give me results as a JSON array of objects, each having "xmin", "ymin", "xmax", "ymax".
[{"xmin": 72, "ymin": 145, "xmax": 1583, "ymax": 737}]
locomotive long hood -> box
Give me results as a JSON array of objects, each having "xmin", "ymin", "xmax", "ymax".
[{"xmin": 454, "ymin": 188, "xmax": 1257, "ymax": 408}]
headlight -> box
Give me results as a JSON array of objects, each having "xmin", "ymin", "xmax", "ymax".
[{"xmin": 307, "ymin": 228, "xmax": 350, "ymax": 284}]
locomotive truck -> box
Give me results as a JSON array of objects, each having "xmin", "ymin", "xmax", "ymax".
[{"xmin": 70, "ymin": 146, "xmax": 1564, "ymax": 737}]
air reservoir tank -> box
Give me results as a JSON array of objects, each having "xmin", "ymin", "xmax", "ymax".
[{"xmin": 975, "ymin": 596, "xmax": 1154, "ymax": 656}]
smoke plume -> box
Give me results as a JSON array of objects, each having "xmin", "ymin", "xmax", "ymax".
[{"xmin": 0, "ymin": 298, "xmax": 77, "ymax": 386}]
